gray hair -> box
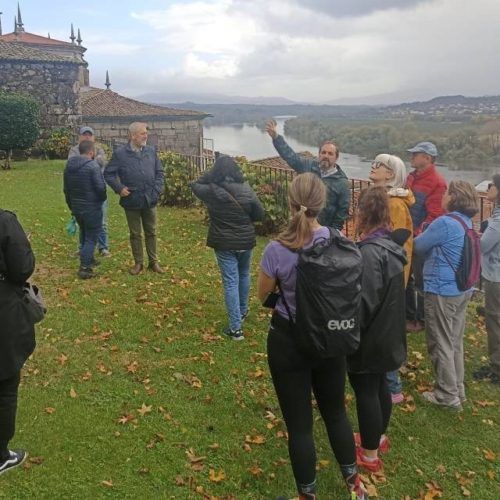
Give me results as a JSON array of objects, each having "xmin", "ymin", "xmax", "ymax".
[
  {"xmin": 128, "ymin": 122, "xmax": 147, "ymax": 135},
  {"xmin": 373, "ymin": 153, "xmax": 407, "ymax": 189}
]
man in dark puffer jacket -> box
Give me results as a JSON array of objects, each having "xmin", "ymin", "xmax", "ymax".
[{"xmin": 63, "ymin": 140, "xmax": 107, "ymax": 279}]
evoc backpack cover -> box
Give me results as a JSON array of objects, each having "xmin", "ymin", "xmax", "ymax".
[{"xmin": 283, "ymin": 227, "xmax": 363, "ymax": 359}]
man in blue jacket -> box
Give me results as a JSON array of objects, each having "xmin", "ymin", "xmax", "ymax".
[
  {"xmin": 266, "ymin": 120, "xmax": 350, "ymax": 230},
  {"xmin": 105, "ymin": 122, "xmax": 165, "ymax": 275},
  {"xmin": 64, "ymin": 141, "xmax": 107, "ymax": 279}
]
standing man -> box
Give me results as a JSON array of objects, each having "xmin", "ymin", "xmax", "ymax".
[
  {"xmin": 68, "ymin": 126, "xmax": 110, "ymax": 257},
  {"xmin": 266, "ymin": 120, "xmax": 350, "ymax": 230},
  {"xmin": 405, "ymin": 141, "xmax": 447, "ymax": 331},
  {"xmin": 104, "ymin": 122, "xmax": 165, "ymax": 275},
  {"xmin": 64, "ymin": 141, "xmax": 107, "ymax": 279}
]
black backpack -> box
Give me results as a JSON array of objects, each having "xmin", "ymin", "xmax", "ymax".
[{"xmin": 280, "ymin": 227, "xmax": 363, "ymax": 359}]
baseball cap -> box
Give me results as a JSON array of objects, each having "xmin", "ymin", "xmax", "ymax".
[
  {"xmin": 407, "ymin": 141, "xmax": 438, "ymax": 157},
  {"xmin": 79, "ymin": 126, "xmax": 94, "ymax": 135}
]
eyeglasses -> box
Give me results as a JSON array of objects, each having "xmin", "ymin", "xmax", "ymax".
[
  {"xmin": 371, "ymin": 161, "xmax": 392, "ymax": 170},
  {"xmin": 488, "ymin": 183, "xmax": 494, "ymax": 189}
]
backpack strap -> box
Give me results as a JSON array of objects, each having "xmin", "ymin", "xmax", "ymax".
[
  {"xmin": 438, "ymin": 214, "xmax": 468, "ymax": 273},
  {"xmin": 445, "ymin": 213, "xmax": 468, "ymax": 231}
]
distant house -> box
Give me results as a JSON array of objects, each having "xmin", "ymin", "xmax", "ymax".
[
  {"xmin": 0, "ymin": 6, "xmax": 210, "ymax": 155},
  {"xmin": 251, "ymin": 151, "xmax": 315, "ymax": 170}
]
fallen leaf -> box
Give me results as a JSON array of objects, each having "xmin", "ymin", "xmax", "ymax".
[
  {"xmin": 245, "ymin": 434, "xmax": 266, "ymax": 445},
  {"xmin": 101, "ymin": 480, "xmax": 113, "ymax": 487},
  {"xmin": 69, "ymin": 387, "xmax": 77, "ymax": 399},
  {"xmin": 209, "ymin": 468, "xmax": 226, "ymax": 482},
  {"xmin": 44, "ymin": 407, "xmax": 56, "ymax": 414},
  {"xmin": 483, "ymin": 449, "xmax": 496, "ymax": 461},
  {"xmin": 137, "ymin": 403, "xmax": 152, "ymax": 417}
]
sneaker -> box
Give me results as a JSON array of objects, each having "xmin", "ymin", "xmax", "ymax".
[
  {"xmin": 241, "ymin": 310, "xmax": 249, "ymax": 322},
  {"xmin": 0, "ymin": 449, "xmax": 27, "ymax": 475},
  {"xmin": 391, "ymin": 392, "xmax": 404, "ymax": 405},
  {"xmin": 355, "ymin": 447, "xmax": 383, "ymax": 473},
  {"xmin": 354, "ymin": 433, "xmax": 390, "ymax": 454},
  {"xmin": 421, "ymin": 391, "xmax": 463, "ymax": 411},
  {"xmin": 223, "ymin": 327, "xmax": 244, "ymax": 341},
  {"xmin": 473, "ymin": 365, "xmax": 492, "ymax": 380},
  {"xmin": 99, "ymin": 249, "xmax": 111, "ymax": 257},
  {"xmin": 90, "ymin": 259, "xmax": 101, "ymax": 267},
  {"xmin": 77, "ymin": 267, "xmax": 94, "ymax": 279}
]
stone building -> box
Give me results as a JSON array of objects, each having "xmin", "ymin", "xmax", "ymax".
[{"xmin": 0, "ymin": 6, "xmax": 209, "ymax": 155}]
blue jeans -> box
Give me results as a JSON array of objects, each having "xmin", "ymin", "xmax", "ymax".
[
  {"xmin": 75, "ymin": 209, "xmax": 102, "ymax": 268},
  {"xmin": 215, "ymin": 249, "xmax": 252, "ymax": 331},
  {"xmin": 386, "ymin": 370, "xmax": 402, "ymax": 394},
  {"xmin": 79, "ymin": 200, "xmax": 109, "ymax": 252}
]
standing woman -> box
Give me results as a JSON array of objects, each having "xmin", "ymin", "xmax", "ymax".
[
  {"xmin": 368, "ymin": 154, "xmax": 414, "ymax": 405},
  {"xmin": 349, "ymin": 187, "xmax": 407, "ymax": 473},
  {"xmin": 474, "ymin": 174, "xmax": 500, "ymax": 384},
  {"xmin": 414, "ymin": 180, "xmax": 479, "ymax": 410},
  {"xmin": 191, "ymin": 155, "xmax": 264, "ymax": 340},
  {"xmin": 258, "ymin": 173, "xmax": 366, "ymax": 500},
  {"xmin": 0, "ymin": 209, "xmax": 36, "ymax": 474}
]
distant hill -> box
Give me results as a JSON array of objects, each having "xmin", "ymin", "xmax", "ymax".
[{"xmin": 135, "ymin": 92, "xmax": 298, "ymax": 106}]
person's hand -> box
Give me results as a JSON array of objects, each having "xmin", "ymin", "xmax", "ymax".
[
  {"xmin": 120, "ymin": 187, "xmax": 131, "ymax": 197},
  {"xmin": 265, "ymin": 119, "xmax": 278, "ymax": 140}
]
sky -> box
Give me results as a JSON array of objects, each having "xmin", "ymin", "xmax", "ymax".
[{"xmin": 2, "ymin": 0, "xmax": 499, "ymax": 103}]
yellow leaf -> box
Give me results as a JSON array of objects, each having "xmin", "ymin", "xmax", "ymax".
[
  {"xmin": 209, "ymin": 468, "xmax": 226, "ymax": 482},
  {"xmin": 69, "ymin": 387, "xmax": 77, "ymax": 399},
  {"xmin": 483, "ymin": 449, "xmax": 496, "ymax": 461},
  {"xmin": 101, "ymin": 479, "xmax": 113, "ymax": 487},
  {"xmin": 137, "ymin": 403, "xmax": 152, "ymax": 417}
]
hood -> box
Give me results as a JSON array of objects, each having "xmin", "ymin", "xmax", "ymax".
[
  {"xmin": 66, "ymin": 156, "xmax": 95, "ymax": 172},
  {"xmin": 388, "ymin": 188, "xmax": 415, "ymax": 207},
  {"xmin": 358, "ymin": 236, "xmax": 408, "ymax": 266}
]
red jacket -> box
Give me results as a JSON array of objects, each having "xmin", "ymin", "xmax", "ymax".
[{"xmin": 406, "ymin": 165, "xmax": 447, "ymax": 235}]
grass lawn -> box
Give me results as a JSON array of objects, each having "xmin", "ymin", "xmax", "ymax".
[{"xmin": 0, "ymin": 160, "xmax": 498, "ymax": 499}]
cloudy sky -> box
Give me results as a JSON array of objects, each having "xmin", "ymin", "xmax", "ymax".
[{"xmin": 4, "ymin": 0, "xmax": 499, "ymax": 103}]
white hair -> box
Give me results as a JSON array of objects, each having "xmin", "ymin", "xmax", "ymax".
[
  {"xmin": 128, "ymin": 122, "xmax": 147, "ymax": 135},
  {"xmin": 373, "ymin": 153, "xmax": 407, "ymax": 190}
]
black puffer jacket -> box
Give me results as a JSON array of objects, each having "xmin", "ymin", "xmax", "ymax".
[
  {"xmin": 347, "ymin": 236, "xmax": 407, "ymax": 374},
  {"xmin": 0, "ymin": 210, "xmax": 36, "ymax": 380},
  {"xmin": 63, "ymin": 156, "xmax": 107, "ymax": 214},
  {"xmin": 191, "ymin": 177, "xmax": 264, "ymax": 250}
]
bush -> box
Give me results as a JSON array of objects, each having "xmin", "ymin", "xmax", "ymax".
[
  {"xmin": 0, "ymin": 91, "xmax": 40, "ymax": 169},
  {"xmin": 159, "ymin": 151, "xmax": 198, "ymax": 207},
  {"xmin": 42, "ymin": 127, "xmax": 73, "ymax": 159}
]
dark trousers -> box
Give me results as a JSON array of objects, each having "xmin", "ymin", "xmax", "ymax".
[
  {"xmin": 267, "ymin": 314, "xmax": 356, "ymax": 486},
  {"xmin": 0, "ymin": 371, "xmax": 21, "ymax": 461},
  {"xmin": 406, "ymin": 253, "xmax": 425, "ymax": 322},
  {"xmin": 75, "ymin": 208, "xmax": 103, "ymax": 268},
  {"xmin": 124, "ymin": 208, "xmax": 158, "ymax": 265},
  {"xmin": 348, "ymin": 372, "xmax": 392, "ymax": 451}
]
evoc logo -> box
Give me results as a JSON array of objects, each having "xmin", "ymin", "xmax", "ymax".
[{"xmin": 327, "ymin": 319, "xmax": 355, "ymax": 331}]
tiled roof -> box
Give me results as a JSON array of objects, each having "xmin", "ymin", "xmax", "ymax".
[
  {"xmin": 80, "ymin": 87, "xmax": 209, "ymax": 119},
  {"xmin": 0, "ymin": 31, "xmax": 74, "ymax": 46},
  {"xmin": 0, "ymin": 41, "xmax": 81, "ymax": 63},
  {"xmin": 251, "ymin": 151, "xmax": 315, "ymax": 170}
]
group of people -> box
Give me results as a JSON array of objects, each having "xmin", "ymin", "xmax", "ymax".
[
  {"xmin": 1, "ymin": 120, "xmax": 499, "ymax": 500},
  {"xmin": 63, "ymin": 123, "xmax": 165, "ymax": 279}
]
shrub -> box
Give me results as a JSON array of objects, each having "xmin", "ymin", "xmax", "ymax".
[
  {"xmin": 159, "ymin": 151, "xmax": 198, "ymax": 207},
  {"xmin": 0, "ymin": 92, "xmax": 40, "ymax": 169},
  {"xmin": 42, "ymin": 127, "xmax": 73, "ymax": 159}
]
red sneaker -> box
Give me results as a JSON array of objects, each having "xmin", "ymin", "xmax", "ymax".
[
  {"xmin": 356, "ymin": 447, "xmax": 383, "ymax": 473},
  {"xmin": 353, "ymin": 433, "xmax": 390, "ymax": 454}
]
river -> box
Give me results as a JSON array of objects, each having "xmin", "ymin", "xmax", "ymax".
[{"xmin": 204, "ymin": 117, "xmax": 489, "ymax": 185}]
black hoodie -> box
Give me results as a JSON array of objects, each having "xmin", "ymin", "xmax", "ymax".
[
  {"xmin": 63, "ymin": 155, "xmax": 107, "ymax": 215},
  {"xmin": 347, "ymin": 236, "xmax": 407, "ymax": 374}
]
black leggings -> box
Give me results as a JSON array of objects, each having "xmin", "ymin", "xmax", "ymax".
[
  {"xmin": 267, "ymin": 314, "xmax": 356, "ymax": 486},
  {"xmin": 348, "ymin": 372, "xmax": 392, "ymax": 451},
  {"xmin": 0, "ymin": 371, "xmax": 21, "ymax": 461}
]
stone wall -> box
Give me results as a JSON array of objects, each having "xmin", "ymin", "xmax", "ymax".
[
  {"xmin": 84, "ymin": 119, "xmax": 203, "ymax": 155},
  {"xmin": 0, "ymin": 60, "xmax": 81, "ymax": 133}
]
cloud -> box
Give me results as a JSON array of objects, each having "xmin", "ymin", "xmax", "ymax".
[{"xmin": 112, "ymin": 0, "xmax": 500, "ymax": 102}]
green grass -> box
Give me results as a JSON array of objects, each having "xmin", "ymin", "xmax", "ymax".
[{"xmin": 0, "ymin": 160, "xmax": 499, "ymax": 499}]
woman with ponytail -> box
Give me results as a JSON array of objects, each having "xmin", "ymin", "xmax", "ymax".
[{"xmin": 258, "ymin": 173, "xmax": 366, "ymax": 500}]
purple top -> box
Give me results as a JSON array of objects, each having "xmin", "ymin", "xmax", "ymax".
[{"xmin": 260, "ymin": 226, "xmax": 331, "ymax": 320}]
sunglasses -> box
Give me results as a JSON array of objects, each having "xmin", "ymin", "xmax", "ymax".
[
  {"xmin": 371, "ymin": 161, "xmax": 392, "ymax": 170},
  {"xmin": 488, "ymin": 183, "xmax": 494, "ymax": 189}
]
